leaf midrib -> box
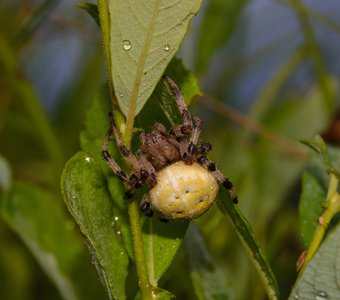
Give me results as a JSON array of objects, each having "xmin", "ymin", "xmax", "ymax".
[{"xmin": 125, "ymin": 0, "xmax": 162, "ymax": 145}]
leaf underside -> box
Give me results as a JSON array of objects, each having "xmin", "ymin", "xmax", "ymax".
[{"xmin": 109, "ymin": 0, "xmax": 202, "ymax": 117}]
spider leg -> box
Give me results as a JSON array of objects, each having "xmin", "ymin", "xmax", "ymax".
[
  {"xmin": 140, "ymin": 194, "xmax": 153, "ymax": 217},
  {"xmin": 108, "ymin": 112, "xmax": 142, "ymax": 171},
  {"xmin": 103, "ymin": 113, "xmax": 151, "ymax": 199},
  {"xmin": 124, "ymin": 176, "xmax": 144, "ymax": 199},
  {"xmin": 152, "ymin": 123, "xmax": 181, "ymax": 150},
  {"xmin": 102, "ymin": 130, "xmax": 145, "ymax": 198},
  {"xmin": 102, "ymin": 127, "xmax": 130, "ymax": 185},
  {"xmin": 163, "ymin": 75, "xmax": 193, "ymax": 134},
  {"xmin": 169, "ymin": 125, "xmax": 184, "ymax": 139},
  {"xmin": 138, "ymin": 155, "xmax": 157, "ymax": 187},
  {"xmin": 196, "ymin": 143, "xmax": 212, "ymax": 155},
  {"xmin": 197, "ymin": 156, "xmax": 238, "ymax": 204},
  {"xmin": 189, "ymin": 116, "xmax": 203, "ymax": 150},
  {"xmin": 107, "ymin": 113, "xmax": 158, "ymax": 183},
  {"xmin": 185, "ymin": 116, "xmax": 203, "ymax": 163}
]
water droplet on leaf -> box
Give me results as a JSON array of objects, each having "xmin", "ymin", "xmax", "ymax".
[
  {"xmin": 315, "ymin": 291, "xmax": 328, "ymax": 300},
  {"xmin": 164, "ymin": 43, "xmax": 170, "ymax": 52},
  {"xmin": 123, "ymin": 40, "xmax": 132, "ymax": 51}
]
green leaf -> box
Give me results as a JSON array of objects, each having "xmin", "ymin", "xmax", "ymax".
[
  {"xmin": 77, "ymin": 2, "xmax": 100, "ymax": 26},
  {"xmin": 61, "ymin": 151, "xmax": 129, "ymax": 300},
  {"xmin": 299, "ymin": 171, "xmax": 326, "ymax": 247},
  {"xmin": 218, "ymin": 190, "xmax": 279, "ymax": 300},
  {"xmin": 80, "ymin": 86, "xmax": 133, "ymax": 258},
  {"xmin": 1, "ymin": 182, "xmax": 106, "ymax": 300},
  {"xmin": 289, "ymin": 223, "xmax": 340, "ymax": 299},
  {"xmin": 142, "ymin": 218, "xmax": 188, "ymax": 286},
  {"xmin": 108, "ymin": 0, "xmax": 203, "ymax": 117},
  {"xmin": 185, "ymin": 224, "xmax": 232, "ymax": 300},
  {"xmin": 80, "ymin": 85, "xmax": 111, "ymax": 166}
]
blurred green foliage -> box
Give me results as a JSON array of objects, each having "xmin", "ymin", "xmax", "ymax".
[{"xmin": 1, "ymin": 0, "xmax": 340, "ymax": 299}]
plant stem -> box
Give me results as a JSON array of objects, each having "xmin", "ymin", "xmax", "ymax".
[
  {"xmin": 128, "ymin": 200, "xmax": 153, "ymax": 300},
  {"xmin": 97, "ymin": 2, "xmax": 152, "ymax": 297},
  {"xmin": 97, "ymin": 0, "xmax": 116, "ymax": 105},
  {"xmin": 326, "ymin": 173, "xmax": 338, "ymax": 201},
  {"xmin": 300, "ymin": 173, "xmax": 340, "ymax": 273}
]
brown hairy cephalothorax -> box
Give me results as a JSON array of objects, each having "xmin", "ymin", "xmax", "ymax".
[{"xmin": 102, "ymin": 75, "xmax": 237, "ymax": 221}]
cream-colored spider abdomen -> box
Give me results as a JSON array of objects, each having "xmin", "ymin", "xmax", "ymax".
[{"xmin": 148, "ymin": 161, "xmax": 219, "ymax": 220}]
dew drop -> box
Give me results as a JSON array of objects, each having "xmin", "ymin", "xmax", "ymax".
[
  {"xmin": 85, "ymin": 156, "xmax": 92, "ymax": 163},
  {"xmin": 119, "ymin": 92, "xmax": 124, "ymax": 98},
  {"xmin": 315, "ymin": 291, "xmax": 328, "ymax": 300},
  {"xmin": 114, "ymin": 216, "xmax": 119, "ymax": 221},
  {"xmin": 164, "ymin": 43, "xmax": 170, "ymax": 52},
  {"xmin": 122, "ymin": 40, "xmax": 132, "ymax": 51}
]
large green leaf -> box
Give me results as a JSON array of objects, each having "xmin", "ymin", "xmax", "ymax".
[
  {"xmin": 289, "ymin": 223, "xmax": 340, "ymax": 299},
  {"xmin": 108, "ymin": 0, "xmax": 203, "ymax": 117},
  {"xmin": 79, "ymin": 85, "xmax": 114, "ymax": 172},
  {"xmin": 61, "ymin": 151, "xmax": 129, "ymax": 300},
  {"xmin": 2, "ymin": 182, "xmax": 106, "ymax": 300},
  {"xmin": 185, "ymin": 223, "xmax": 233, "ymax": 300}
]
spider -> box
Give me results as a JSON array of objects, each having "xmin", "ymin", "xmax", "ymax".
[{"xmin": 101, "ymin": 75, "xmax": 237, "ymax": 221}]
